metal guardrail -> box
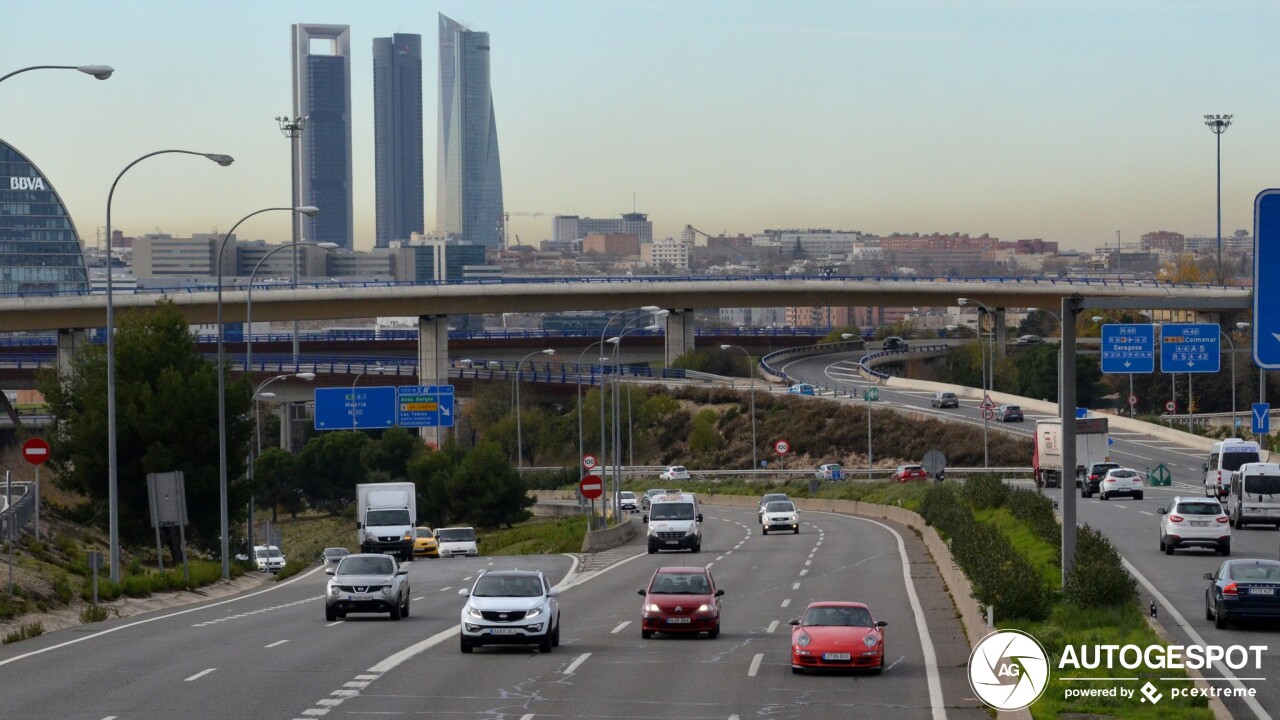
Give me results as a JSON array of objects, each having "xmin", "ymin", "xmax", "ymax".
[
  {"xmin": 0, "ymin": 482, "xmax": 34, "ymax": 540},
  {"xmin": 859, "ymin": 344, "xmax": 950, "ymax": 380}
]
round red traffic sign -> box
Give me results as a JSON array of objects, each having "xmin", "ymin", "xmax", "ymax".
[
  {"xmin": 579, "ymin": 475, "xmax": 604, "ymax": 500},
  {"xmin": 582, "ymin": 454, "xmax": 597, "ymax": 470},
  {"xmin": 1129, "ymin": 394, "xmax": 1138, "ymax": 406},
  {"xmin": 1165, "ymin": 400, "xmax": 1177, "ymax": 413},
  {"xmin": 982, "ymin": 408, "xmax": 995, "ymax": 421},
  {"xmin": 22, "ymin": 437, "xmax": 50, "ymax": 465},
  {"xmin": 775, "ymin": 440, "xmax": 790, "ymax": 455}
]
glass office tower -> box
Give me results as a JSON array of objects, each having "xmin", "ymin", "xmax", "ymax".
[
  {"xmin": 293, "ymin": 24, "xmax": 354, "ymax": 250},
  {"xmin": 0, "ymin": 139, "xmax": 89, "ymax": 295},
  {"xmin": 437, "ymin": 13, "xmax": 504, "ymax": 248},
  {"xmin": 373, "ymin": 33, "xmax": 425, "ymax": 249}
]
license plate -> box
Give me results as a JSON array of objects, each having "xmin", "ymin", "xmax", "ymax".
[
  {"xmin": 1251, "ymin": 588, "xmax": 1275, "ymax": 595},
  {"xmin": 347, "ymin": 594, "xmax": 371, "ymax": 601},
  {"xmin": 823, "ymin": 652, "xmax": 852, "ymax": 661},
  {"xmin": 1191, "ymin": 521, "xmax": 1209, "ymax": 527},
  {"xmin": 666, "ymin": 617, "xmax": 691, "ymax": 624},
  {"xmin": 489, "ymin": 628, "xmax": 519, "ymax": 635},
  {"xmin": 665, "ymin": 540, "xmax": 679, "ymax": 545}
]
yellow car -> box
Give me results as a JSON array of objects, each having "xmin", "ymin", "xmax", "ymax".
[{"xmin": 413, "ymin": 527, "xmax": 439, "ymax": 558}]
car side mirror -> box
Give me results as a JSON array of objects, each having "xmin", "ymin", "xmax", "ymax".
[
  {"xmin": 714, "ymin": 589, "xmax": 725, "ymax": 597},
  {"xmin": 788, "ymin": 619, "xmax": 800, "ymax": 626},
  {"xmin": 458, "ymin": 588, "xmax": 470, "ymax": 596},
  {"xmin": 642, "ymin": 515, "xmax": 649, "ymax": 524},
  {"xmin": 1157, "ymin": 508, "xmax": 1167, "ymax": 515},
  {"xmin": 1203, "ymin": 573, "xmax": 1215, "ymax": 581},
  {"xmin": 548, "ymin": 588, "xmax": 560, "ymax": 597},
  {"xmin": 325, "ymin": 568, "xmax": 335, "ymax": 575},
  {"xmin": 475, "ymin": 538, "xmax": 481, "ymax": 544},
  {"xmin": 356, "ymin": 522, "xmax": 363, "ymax": 529},
  {"xmin": 876, "ymin": 620, "xmax": 888, "ymax": 627},
  {"xmin": 697, "ymin": 513, "xmax": 704, "ymax": 523},
  {"xmin": 397, "ymin": 568, "xmax": 409, "ymax": 575},
  {"xmin": 637, "ymin": 589, "xmax": 647, "ymax": 596},
  {"xmin": 1202, "ymin": 463, "xmax": 1209, "ymax": 472}
]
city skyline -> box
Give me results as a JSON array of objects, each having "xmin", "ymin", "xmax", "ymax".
[
  {"xmin": 5, "ymin": 1, "xmax": 1278, "ymax": 254},
  {"xmin": 373, "ymin": 32, "xmax": 425, "ymax": 248}
]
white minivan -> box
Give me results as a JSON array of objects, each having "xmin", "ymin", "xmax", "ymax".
[
  {"xmin": 436, "ymin": 527, "xmax": 479, "ymax": 557},
  {"xmin": 1227, "ymin": 462, "xmax": 1280, "ymax": 528},
  {"xmin": 644, "ymin": 492, "xmax": 702, "ymax": 554},
  {"xmin": 1203, "ymin": 439, "xmax": 1262, "ymax": 499}
]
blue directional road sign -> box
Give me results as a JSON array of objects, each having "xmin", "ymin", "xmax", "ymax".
[
  {"xmin": 1100, "ymin": 323, "xmax": 1154, "ymax": 374},
  {"xmin": 1254, "ymin": 190, "xmax": 1280, "ymax": 368},
  {"xmin": 1160, "ymin": 323, "xmax": 1220, "ymax": 374},
  {"xmin": 314, "ymin": 386, "xmax": 396, "ymax": 430},
  {"xmin": 1253, "ymin": 403, "xmax": 1271, "ymax": 435},
  {"xmin": 397, "ymin": 385, "xmax": 455, "ymax": 428}
]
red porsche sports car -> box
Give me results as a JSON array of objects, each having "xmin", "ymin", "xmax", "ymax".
[{"xmin": 789, "ymin": 601, "xmax": 886, "ymax": 673}]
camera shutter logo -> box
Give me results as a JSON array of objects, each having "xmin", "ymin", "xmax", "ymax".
[{"xmin": 968, "ymin": 630, "xmax": 1050, "ymax": 711}]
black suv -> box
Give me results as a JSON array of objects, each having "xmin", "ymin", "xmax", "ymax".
[
  {"xmin": 1080, "ymin": 462, "xmax": 1121, "ymax": 498},
  {"xmin": 883, "ymin": 336, "xmax": 909, "ymax": 351}
]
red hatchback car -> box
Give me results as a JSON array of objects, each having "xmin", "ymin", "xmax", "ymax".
[
  {"xmin": 638, "ymin": 566, "xmax": 724, "ymax": 639},
  {"xmin": 892, "ymin": 464, "xmax": 928, "ymax": 482},
  {"xmin": 789, "ymin": 601, "xmax": 887, "ymax": 673}
]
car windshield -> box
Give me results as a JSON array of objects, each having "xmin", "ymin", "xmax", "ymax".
[
  {"xmin": 651, "ymin": 503, "xmax": 696, "ymax": 520},
  {"xmin": 366, "ymin": 509, "xmax": 411, "ymax": 526},
  {"xmin": 1244, "ymin": 475, "xmax": 1280, "ymax": 496},
  {"xmin": 621, "ymin": 492, "xmax": 636, "ymax": 499},
  {"xmin": 650, "ymin": 573, "xmax": 711, "ymax": 594},
  {"xmin": 255, "ymin": 549, "xmax": 269, "ymax": 558},
  {"xmin": 647, "ymin": 489, "xmax": 667, "ymax": 498},
  {"xmin": 415, "ymin": 528, "xmax": 434, "ymax": 539},
  {"xmin": 761, "ymin": 494, "xmax": 788, "ymax": 505},
  {"xmin": 337, "ymin": 556, "xmax": 395, "ymax": 576},
  {"xmin": 472, "ymin": 575, "xmax": 544, "ymax": 597},
  {"xmin": 1228, "ymin": 564, "xmax": 1280, "ymax": 582},
  {"xmin": 1177, "ymin": 502, "xmax": 1223, "ymax": 515},
  {"xmin": 803, "ymin": 606, "xmax": 873, "ymax": 627},
  {"xmin": 766, "ymin": 501, "xmax": 795, "ymax": 512},
  {"xmin": 437, "ymin": 528, "xmax": 475, "ymax": 542},
  {"xmin": 324, "ymin": 548, "xmax": 348, "ymax": 558},
  {"xmin": 268, "ymin": 547, "xmax": 283, "ymax": 558},
  {"xmin": 1222, "ymin": 448, "xmax": 1261, "ymax": 471}
]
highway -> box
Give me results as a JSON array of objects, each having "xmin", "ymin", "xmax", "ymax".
[
  {"xmin": 0, "ymin": 507, "xmax": 988, "ymax": 720},
  {"xmin": 781, "ymin": 348, "xmax": 1280, "ymax": 720}
]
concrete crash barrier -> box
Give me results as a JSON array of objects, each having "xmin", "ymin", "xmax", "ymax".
[{"xmin": 581, "ymin": 517, "xmax": 636, "ymax": 553}]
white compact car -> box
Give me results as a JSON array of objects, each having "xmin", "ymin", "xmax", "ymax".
[
  {"xmin": 619, "ymin": 491, "xmax": 639, "ymax": 513},
  {"xmin": 761, "ymin": 500, "xmax": 800, "ymax": 534},
  {"xmin": 253, "ymin": 545, "xmax": 287, "ymax": 573},
  {"xmin": 1098, "ymin": 467, "xmax": 1144, "ymax": 501},
  {"xmin": 436, "ymin": 527, "xmax": 479, "ymax": 557},
  {"xmin": 459, "ymin": 569, "xmax": 561, "ymax": 653},
  {"xmin": 1158, "ymin": 497, "xmax": 1231, "ymax": 556},
  {"xmin": 659, "ymin": 466, "xmax": 690, "ymax": 482}
]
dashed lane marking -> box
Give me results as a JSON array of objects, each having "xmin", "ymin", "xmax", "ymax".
[
  {"xmin": 563, "ymin": 652, "xmax": 592, "ymax": 675},
  {"xmin": 611, "ymin": 621, "xmax": 630, "ymax": 634},
  {"xmin": 184, "ymin": 668, "xmax": 216, "ymax": 682},
  {"xmin": 747, "ymin": 653, "xmax": 764, "ymax": 677},
  {"xmin": 767, "ymin": 620, "xmax": 779, "ymax": 633}
]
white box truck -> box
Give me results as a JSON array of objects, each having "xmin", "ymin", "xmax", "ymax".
[
  {"xmin": 356, "ymin": 482, "xmax": 417, "ymax": 561},
  {"xmin": 1033, "ymin": 417, "xmax": 1110, "ymax": 489}
]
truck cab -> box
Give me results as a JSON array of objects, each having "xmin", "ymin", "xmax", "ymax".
[{"xmin": 357, "ymin": 482, "xmax": 417, "ymax": 561}]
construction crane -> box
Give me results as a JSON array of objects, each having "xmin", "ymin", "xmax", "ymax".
[{"xmin": 502, "ymin": 211, "xmax": 566, "ymax": 248}]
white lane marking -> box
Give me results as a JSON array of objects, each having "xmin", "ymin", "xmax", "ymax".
[
  {"xmin": 265, "ymin": 640, "xmax": 289, "ymax": 648},
  {"xmin": 724, "ymin": 550, "xmax": 733, "ymax": 556},
  {"xmin": 331, "ymin": 689, "xmax": 358, "ymax": 698},
  {"xmin": 804, "ymin": 560, "xmax": 811, "ymax": 566},
  {"xmin": 610, "ymin": 621, "xmax": 630, "ymax": 634},
  {"xmin": 325, "ymin": 621, "xmax": 344, "ymax": 627},
  {"xmin": 781, "ymin": 599, "xmax": 791, "ymax": 608},
  {"xmin": 729, "ymin": 716, "xmax": 740, "ymax": 720},
  {"xmin": 184, "ymin": 668, "xmax": 216, "ymax": 682},
  {"xmin": 102, "ymin": 717, "xmax": 117, "ymax": 720},
  {"xmin": 706, "ymin": 563, "xmax": 715, "ymax": 569},
  {"xmin": 439, "ymin": 586, "xmax": 452, "ymax": 592},
  {"xmin": 747, "ymin": 653, "xmax": 764, "ymax": 677},
  {"xmin": 354, "ymin": 674, "xmax": 379, "ymax": 680},
  {"xmin": 1139, "ymin": 511, "xmax": 1155, "ymax": 516},
  {"xmin": 816, "ymin": 511, "xmax": 946, "ymax": 720},
  {"xmin": 344, "ymin": 681, "xmax": 370, "ymax": 689},
  {"xmin": 716, "ymin": 555, "xmax": 725, "ymax": 561},
  {"xmin": 520, "ymin": 715, "xmax": 534, "ymax": 720},
  {"xmin": 301, "ymin": 710, "xmax": 330, "ymax": 717},
  {"xmin": 0, "ymin": 564, "xmax": 326, "ymax": 668},
  {"xmin": 413, "ymin": 596, "xmax": 425, "ymax": 601},
  {"xmin": 316, "ymin": 698, "xmax": 343, "ymax": 707},
  {"xmin": 767, "ymin": 620, "xmax": 779, "ymax": 633},
  {"xmin": 1122, "ymin": 556, "xmax": 1272, "ymax": 720},
  {"xmin": 798, "ymin": 569, "xmax": 808, "ymax": 576},
  {"xmin": 563, "ymin": 652, "xmax": 592, "ymax": 674}
]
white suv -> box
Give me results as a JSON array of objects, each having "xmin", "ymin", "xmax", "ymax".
[
  {"xmin": 459, "ymin": 569, "xmax": 561, "ymax": 653},
  {"xmin": 660, "ymin": 466, "xmax": 690, "ymax": 482},
  {"xmin": 1158, "ymin": 497, "xmax": 1231, "ymax": 556},
  {"xmin": 761, "ymin": 500, "xmax": 800, "ymax": 534},
  {"xmin": 1098, "ymin": 468, "xmax": 1144, "ymax": 501}
]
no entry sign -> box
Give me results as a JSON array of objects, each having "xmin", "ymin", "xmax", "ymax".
[
  {"xmin": 22, "ymin": 438, "xmax": 50, "ymax": 465},
  {"xmin": 579, "ymin": 475, "xmax": 604, "ymax": 500}
]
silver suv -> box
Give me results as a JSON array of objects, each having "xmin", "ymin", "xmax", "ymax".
[
  {"xmin": 459, "ymin": 569, "xmax": 561, "ymax": 653},
  {"xmin": 325, "ymin": 553, "xmax": 410, "ymax": 621}
]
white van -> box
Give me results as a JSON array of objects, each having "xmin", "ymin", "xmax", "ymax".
[
  {"xmin": 1203, "ymin": 439, "xmax": 1262, "ymax": 499},
  {"xmin": 435, "ymin": 527, "xmax": 479, "ymax": 557},
  {"xmin": 1227, "ymin": 462, "xmax": 1280, "ymax": 528},
  {"xmin": 643, "ymin": 492, "xmax": 702, "ymax": 554}
]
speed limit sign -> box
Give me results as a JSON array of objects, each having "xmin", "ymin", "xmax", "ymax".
[
  {"xmin": 1165, "ymin": 400, "xmax": 1177, "ymax": 413},
  {"xmin": 774, "ymin": 440, "xmax": 790, "ymax": 455},
  {"xmin": 982, "ymin": 408, "xmax": 995, "ymax": 421},
  {"xmin": 1128, "ymin": 394, "xmax": 1138, "ymax": 407},
  {"xmin": 582, "ymin": 454, "xmax": 597, "ymax": 470}
]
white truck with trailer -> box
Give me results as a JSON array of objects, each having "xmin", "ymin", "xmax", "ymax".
[
  {"xmin": 1033, "ymin": 417, "xmax": 1110, "ymax": 489},
  {"xmin": 356, "ymin": 482, "xmax": 417, "ymax": 561}
]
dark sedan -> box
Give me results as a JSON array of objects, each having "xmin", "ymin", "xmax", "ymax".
[
  {"xmin": 995, "ymin": 404, "xmax": 1024, "ymax": 422},
  {"xmin": 1205, "ymin": 559, "xmax": 1280, "ymax": 629}
]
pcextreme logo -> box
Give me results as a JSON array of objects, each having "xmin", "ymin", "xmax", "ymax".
[{"xmin": 969, "ymin": 630, "xmax": 1051, "ymax": 711}]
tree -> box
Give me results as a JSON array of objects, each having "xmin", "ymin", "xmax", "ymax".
[
  {"xmin": 254, "ymin": 447, "xmax": 303, "ymax": 521},
  {"xmin": 448, "ymin": 442, "xmax": 534, "ymax": 529},
  {"xmin": 297, "ymin": 431, "xmax": 371, "ymax": 512},
  {"xmin": 37, "ymin": 300, "xmax": 252, "ymax": 552},
  {"xmin": 688, "ymin": 409, "xmax": 721, "ymax": 455},
  {"xmin": 362, "ymin": 427, "xmax": 424, "ymax": 480},
  {"xmin": 408, "ymin": 442, "xmax": 466, "ymax": 528}
]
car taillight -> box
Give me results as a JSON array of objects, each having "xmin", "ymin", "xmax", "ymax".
[
  {"xmin": 1223, "ymin": 583, "xmax": 1238, "ymax": 596},
  {"xmin": 1216, "ymin": 516, "xmax": 1230, "ymax": 524},
  {"xmin": 1169, "ymin": 515, "xmax": 1184, "ymax": 523},
  {"xmin": 1218, "ymin": 470, "xmax": 1222, "ymax": 485},
  {"xmin": 1090, "ymin": 474, "xmax": 1100, "ymax": 481}
]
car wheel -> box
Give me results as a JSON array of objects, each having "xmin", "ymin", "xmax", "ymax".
[
  {"xmin": 539, "ymin": 634, "xmax": 553, "ymax": 653},
  {"xmin": 402, "ymin": 595, "xmax": 410, "ymax": 618},
  {"xmin": 1135, "ymin": 493, "xmax": 1143, "ymax": 501},
  {"xmin": 647, "ymin": 545, "xmax": 657, "ymax": 554},
  {"xmin": 793, "ymin": 527, "xmax": 800, "ymax": 535},
  {"xmin": 762, "ymin": 527, "xmax": 768, "ymax": 535},
  {"xmin": 1165, "ymin": 538, "xmax": 1175, "ymax": 555},
  {"xmin": 552, "ymin": 616, "xmax": 561, "ymax": 647},
  {"xmin": 707, "ymin": 623, "xmax": 720, "ymax": 639},
  {"xmin": 1101, "ymin": 491, "xmax": 1109, "ymax": 501},
  {"xmin": 691, "ymin": 542, "xmax": 701, "ymax": 554},
  {"xmin": 641, "ymin": 628, "xmax": 652, "ymax": 639},
  {"xmin": 326, "ymin": 606, "xmax": 337, "ymax": 622},
  {"xmin": 460, "ymin": 636, "xmax": 474, "ymax": 653},
  {"xmin": 1206, "ymin": 592, "xmax": 1215, "ymax": 621},
  {"xmin": 1215, "ymin": 600, "xmax": 1229, "ymax": 629},
  {"xmin": 1159, "ymin": 535, "xmax": 1165, "ymax": 552},
  {"xmin": 1220, "ymin": 542, "xmax": 1231, "ymax": 557}
]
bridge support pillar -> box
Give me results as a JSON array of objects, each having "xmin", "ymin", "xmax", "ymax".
[
  {"xmin": 57, "ymin": 328, "xmax": 87, "ymax": 376},
  {"xmin": 664, "ymin": 309, "xmax": 695, "ymax": 365},
  {"xmin": 993, "ymin": 308, "xmax": 1007, "ymax": 359},
  {"xmin": 418, "ymin": 315, "xmax": 449, "ymax": 445}
]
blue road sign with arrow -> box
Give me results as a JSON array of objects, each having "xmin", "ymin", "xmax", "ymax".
[
  {"xmin": 1160, "ymin": 323, "xmax": 1220, "ymax": 374},
  {"xmin": 314, "ymin": 386, "xmax": 396, "ymax": 430},
  {"xmin": 1254, "ymin": 403, "xmax": 1271, "ymax": 435},
  {"xmin": 1254, "ymin": 190, "xmax": 1280, "ymax": 369},
  {"xmin": 397, "ymin": 385, "xmax": 455, "ymax": 428},
  {"xmin": 1100, "ymin": 323, "xmax": 1154, "ymax": 374}
]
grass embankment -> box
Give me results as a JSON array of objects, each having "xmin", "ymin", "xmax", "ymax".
[{"xmin": 630, "ymin": 477, "xmax": 932, "ymax": 512}]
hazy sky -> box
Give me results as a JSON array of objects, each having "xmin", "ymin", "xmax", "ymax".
[{"xmin": 5, "ymin": 1, "xmax": 1278, "ymax": 253}]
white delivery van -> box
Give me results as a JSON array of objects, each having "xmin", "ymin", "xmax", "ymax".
[
  {"xmin": 1203, "ymin": 439, "xmax": 1262, "ymax": 499},
  {"xmin": 643, "ymin": 492, "xmax": 702, "ymax": 554},
  {"xmin": 1227, "ymin": 462, "xmax": 1280, "ymax": 528},
  {"xmin": 436, "ymin": 526, "xmax": 479, "ymax": 557}
]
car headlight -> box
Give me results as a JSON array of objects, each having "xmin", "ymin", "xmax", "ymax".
[
  {"xmin": 864, "ymin": 633, "xmax": 880, "ymax": 647},
  {"xmin": 525, "ymin": 604, "xmax": 544, "ymax": 619},
  {"xmin": 644, "ymin": 603, "xmax": 661, "ymax": 613},
  {"xmin": 796, "ymin": 632, "xmax": 811, "ymax": 647},
  {"xmin": 330, "ymin": 585, "xmax": 340, "ymax": 596},
  {"xmin": 402, "ymin": 532, "xmax": 412, "ymax": 542},
  {"xmin": 381, "ymin": 586, "xmax": 392, "ymax": 596},
  {"xmin": 685, "ymin": 526, "xmax": 698, "ymax": 535},
  {"xmin": 364, "ymin": 531, "xmax": 376, "ymax": 542},
  {"xmin": 465, "ymin": 605, "xmax": 484, "ymax": 618},
  {"xmin": 695, "ymin": 604, "xmax": 712, "ymax": 613}
]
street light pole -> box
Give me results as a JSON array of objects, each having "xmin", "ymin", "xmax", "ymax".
[
  {"xmin": 106, "ymin": 149, "xmax": 233, "ymax": 583},
  {"xmin": 721, "ymin": 344, "xmax": 757, "ymax": 469},
  {"xmin": 277, "ymin": 115, "xmax": 309, "ymax": 365},
  {"xmin": 1204, "ymin": 114, "xmax": 1233, "ymax": 283},
  {"xmin": 576, "ymin": 341, "xmax": 606, "ymax": 527},
  {"xmin": 598, "ymin": 306, "xmax": 661, "ymax": 502},
  {"xmin": 0, "ymin": 64, "xmax": 114, "ymax": 83},
  {"xmin": 249, "ymin": 372, "xmax": 314, "ymax": 552},
  {"xmin": 610, "ymin": 319, "xmax": 664, "ymax": 518},
  {"xmin": 216, "ymin": 205, "xmax": 315, "ymax": 580},
  {"xmin": 515, "ymin": 349, "xmax": 556, "ymax": 470}
]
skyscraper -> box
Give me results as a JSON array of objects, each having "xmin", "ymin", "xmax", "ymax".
[
  {"xmin": 437, "ymin": 13, "xmax": 504, "ymax": 248},
  {"xmin": 373, "ymin": 33, "xmax": 424, "ymax": 249},
  {"xmin": 293, "ymin": 24, "xmax": 354, "ymax": 250},
  {"xmin": 0, "ymin": 139, "xmax": 88, "ymax": 295}
]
